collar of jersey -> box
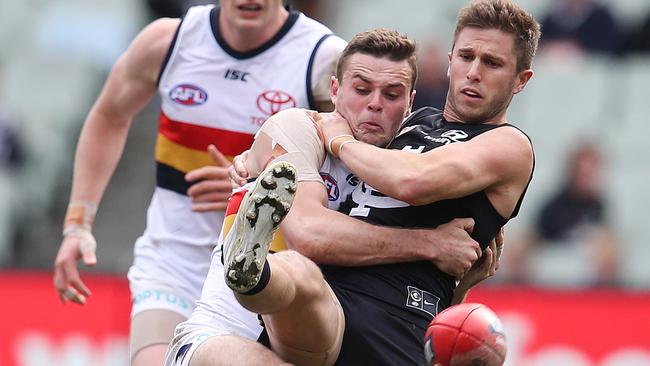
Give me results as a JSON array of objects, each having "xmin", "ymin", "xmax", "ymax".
[{"xmin": 210, "ymin": 6, "xmax": 300, "ymax": 60}]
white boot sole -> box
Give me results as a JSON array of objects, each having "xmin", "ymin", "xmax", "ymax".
[{"xmin": 224, "ymin": 161, "xmax": 297, "ymax": 293}]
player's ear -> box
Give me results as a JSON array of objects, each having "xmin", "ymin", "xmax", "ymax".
[
  {"xmin": 407, "ymin": 89, "xmax": 416, "ymax": 116},
  {"xmin": 330, "ymin": 76, "xmax": 340, "ymax": 105},
  {"xmin": 513, "ymin": 69, "xmax": 533, "ymax": 94}
]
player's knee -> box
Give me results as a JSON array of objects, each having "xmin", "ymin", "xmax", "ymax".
[
  {"xmin": 273, "ymin": 250, "xmax": 314, "ymax": 274},
  {"xmin": 272, "ymin": 251, "xmax": 324, "ymax": 296}
]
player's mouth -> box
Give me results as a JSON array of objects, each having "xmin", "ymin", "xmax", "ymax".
[
  {"xmin": 460, "ymin": 87, "xmax": 483, "ymax": 100},
  {"xmin": 237, "ymin": 3, "xmax": 263, "ymax": 17},
  {"xmin": 359, "ymin": 121, "xmax": 383, "ymax": 132}
]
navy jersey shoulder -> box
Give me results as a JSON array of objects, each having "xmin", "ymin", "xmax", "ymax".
[{"xmin": 399, "ymin": 106, "xmax": 443, "ymax": 129}]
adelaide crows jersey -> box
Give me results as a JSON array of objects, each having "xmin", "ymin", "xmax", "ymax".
[{"xmin": 147, "ymin": 5, "xmax": 343, "ymax": 247}]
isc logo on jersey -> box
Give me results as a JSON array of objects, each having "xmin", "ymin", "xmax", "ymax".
[{"xmin": 169, "ymin": 84, "xmax": 208, "ymax": 106}]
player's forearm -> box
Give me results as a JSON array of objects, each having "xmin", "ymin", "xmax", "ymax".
[
  {"xmin": 283, "ymin": 205, "xmax": 430, "ymax": 266},
  {"xmin": 337, "ymin": 141, "xmax": 472, "ymax": 206},
  {"xmin": 336, "ymin": 142, "xmax": 423, "ymax": 203},
  {"xmin": 69, "ymin": 110, "xmax": 131, "ymax": 204}
]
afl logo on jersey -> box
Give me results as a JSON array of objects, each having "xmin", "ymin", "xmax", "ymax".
[
  {"xmin": 257, "ymin": 90, "xmax": 296, "ymax": 116},
  {"xmin": 169, "ymin": 84, "xmax": 208, "ymax": 106},
  {"xmin": 320, "ymin": 173, "xmax": 340, "ymax": 201}
]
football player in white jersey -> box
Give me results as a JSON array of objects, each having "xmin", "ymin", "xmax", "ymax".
[{"xmin": 52, "ymin": 0, "xmax": 346, "ymax": 364}]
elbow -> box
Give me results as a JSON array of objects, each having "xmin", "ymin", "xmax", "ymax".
[
  {"xmin": 288, "ymin": 234, "xmax": 316, "ymax": 257},
  {"xmin": 281, "ymin": 219, "xmax": 320, "ymax": 257},
  {"xmin": 393, "ymin": 174, "xmax": 432, "ymax": 206}
]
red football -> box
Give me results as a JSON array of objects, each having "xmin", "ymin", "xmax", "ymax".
[{"xmin": 424, "ymin": 303, "xmax": 507, "ymax": 366}]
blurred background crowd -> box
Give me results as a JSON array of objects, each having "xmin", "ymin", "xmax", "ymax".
[{"xmin": 1, "ymin": 0, "xmax": 649, "ymax": 288}]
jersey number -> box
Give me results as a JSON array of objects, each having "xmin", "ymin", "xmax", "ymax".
[
  {"xmin": 349, "ymin": 145, "xmax": 422, "ymax": 217},
  {"xmin": 350, "ymin": 182, "xmax": 409, "ymax": 217}
]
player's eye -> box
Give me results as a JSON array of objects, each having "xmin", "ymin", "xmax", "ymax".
[{"xmin": 485, "ymin": 59, "xmax": 500, "ymax": 68}]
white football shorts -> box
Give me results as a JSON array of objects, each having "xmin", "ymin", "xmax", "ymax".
[
  {"xmin": 128, "ymin": 233, "xmax": 213, "ymax": 318},
  {"xmin": 164, "ymin": 243, "xmax": 263, "ymax": 366}
]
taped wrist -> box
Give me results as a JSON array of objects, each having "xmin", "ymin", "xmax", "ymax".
[{"xmin": 63, "ymin": 200, "xmax": 98, "ymax": 234}]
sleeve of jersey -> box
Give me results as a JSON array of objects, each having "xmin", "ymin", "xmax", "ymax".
[
  {"xmin": 310, "ymin": 35, "xmax": 348, "ymax": 103},
  {"xmin": 256, "ymin": 108, "xmax": 325, "ymax": 183}
]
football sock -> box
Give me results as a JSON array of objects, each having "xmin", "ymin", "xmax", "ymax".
[{"xmin": 242, "ymin": 261, "xmax": 271, "ymax": 296}]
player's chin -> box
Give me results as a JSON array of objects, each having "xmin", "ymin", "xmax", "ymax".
[
  {"xmin": 358, "ymin": 132, "xmax": 388, "ymax": 148},
  {"xmin": 232, "ymin": 17, "xmax": 264, "ymax": 30},
  {"xmin": 457, "ymin": 107, "xmax": 490, "ymax": 124}
]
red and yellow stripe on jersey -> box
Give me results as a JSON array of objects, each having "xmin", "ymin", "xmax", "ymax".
[
  {"xmin": 224, "ymin": 189, "xmax": 289, "ymax": 253},
  {"xmin": 155, "ymin": 112, "xmax": 255, "ymax": 195}
]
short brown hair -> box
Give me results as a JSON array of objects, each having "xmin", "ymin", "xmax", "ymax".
[
  {"xmin": 336, "ymin": 29, "xmax": 417, "ymax": 91},
  {"xmin": 453, "ymin": 0, "xmax": 541, "ymax": 72}
]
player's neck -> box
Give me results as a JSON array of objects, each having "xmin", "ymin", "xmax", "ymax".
[
  {"xmin": 219, "ymin": 10, "xmax": 289, "ymax": 53},
  {"xmin": 443, "ymin": 104, "xmax": 508, "ymax": 125}
]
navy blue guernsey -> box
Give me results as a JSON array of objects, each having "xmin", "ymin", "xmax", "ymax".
[{"xmin": 322, "ymin": 106, "xmax": 534, "ymax": 332}]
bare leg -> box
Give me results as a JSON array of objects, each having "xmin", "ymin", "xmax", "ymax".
[
  {"xmin": 224, "ymin": 163, "xmax": 343, "ymax": 365},
  {"xmin": 131, "ymin": 309, "xmax": 185, "ymax": 366},
  {"xmin": 236, "ymin": 251, "xmax": 342, "ymax": 351},
  {"xmin": 189, "ymin": 335, "xmax": 291, "ymax": 366},
  {"xmin": 133, "ymin": 344, "xmax": 167, "ymax": 366}
]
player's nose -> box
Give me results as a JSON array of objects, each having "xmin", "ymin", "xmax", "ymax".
[{"xmin": 367, "ymin": 91, "xmax": 383, "ymax": 112}]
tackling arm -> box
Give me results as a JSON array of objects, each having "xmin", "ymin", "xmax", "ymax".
[
  {"xmin": 330, "ymin": 126, "xmax": 533, "ymax": 217},
  {"xmin": 280, "ymin": 181, "xmax": 481, "ymax": 277},
  {"xmin": 451, "ymin": 239, "xmax": 500, "ymax": 305}
]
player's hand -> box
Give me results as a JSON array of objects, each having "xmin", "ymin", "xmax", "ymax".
[
  {"xmin": 495, "ymin": 227, "xmax": 505, "ymax": 266},
  {"xmin": 186, "ymin": 144, "xmax": 232, "ymax": 212},
  {"xmin": 457, "ymin": 239, "xmax": 499, "ymax": 291},
  {"xmin": 229, "ymin": 149, "xmax": 250, "ymax": 188},
  {"xmin": 427, "ymin": 218, "xmax": 482, "ymax": 278},
  {"xmin": 317, "ymin": 112, "xmax": 354, "ymax": 154},
  {"xmin": 53, "ymin": 230, "xmax": 97, "ymax": 305}
]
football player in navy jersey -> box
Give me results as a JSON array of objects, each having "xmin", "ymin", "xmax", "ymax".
[{"xmin": 222, "ymin": 0, "xmax": 540, "ymax": 365}]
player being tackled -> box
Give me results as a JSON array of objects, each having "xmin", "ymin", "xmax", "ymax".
[{"xmin": 224, "ymin": 161, "xmax": 297, "ymax": 294}]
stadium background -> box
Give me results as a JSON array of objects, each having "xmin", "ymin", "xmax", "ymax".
[{"xmin": 0, "ymin": 0, "xmax": 649, "ymax": 365}]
